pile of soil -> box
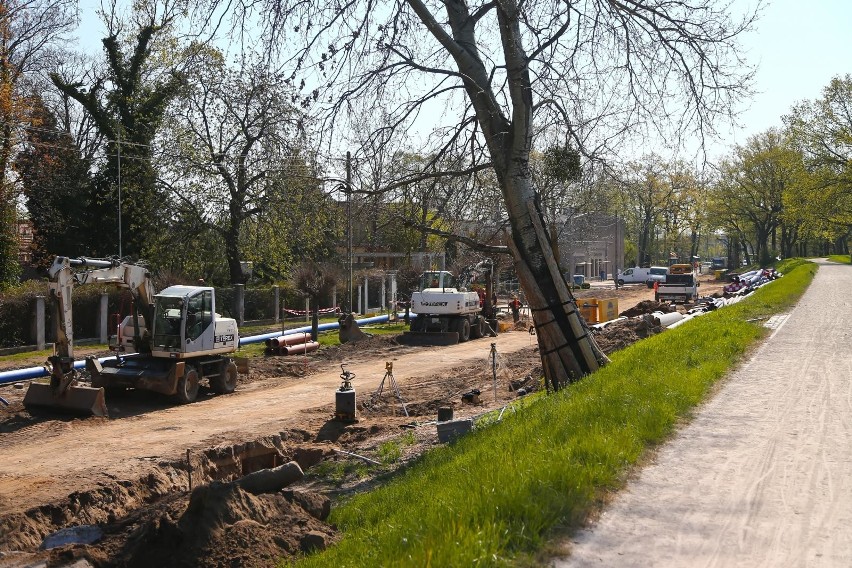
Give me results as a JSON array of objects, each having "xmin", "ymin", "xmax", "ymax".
[
  {"xmin": 592, "ymin": 315, "xmax": 664, "ymax": 355},
  {"xmin": 619, "ymin": 300, "xmax": 674, "ymax": 318}
]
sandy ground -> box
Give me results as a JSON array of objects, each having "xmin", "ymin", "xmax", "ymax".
[
  {"xmin": 0, "ymin": 330, "xmax": 538, "ymax": 516},
  {"xmin": 555, "ymin": 259, "xmax": 852, "ymax": 567}
]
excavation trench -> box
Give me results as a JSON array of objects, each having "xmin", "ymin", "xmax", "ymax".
[{"xmin": 0, "ymin": 432, "xmax": 335, "ymax": 564}]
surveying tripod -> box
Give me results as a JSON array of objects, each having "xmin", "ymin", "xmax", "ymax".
[{"xmin": 372, "ymin": 361, "xmax": 408, "ymax": 417}]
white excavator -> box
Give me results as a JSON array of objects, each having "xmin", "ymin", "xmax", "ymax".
[
  {"xmin": 23, "ymin": 256, "xmax": 246, "ymax": 417},
  {"xmin": 402, "ymin": 267, "xmax": 496, "ymax": 345}
]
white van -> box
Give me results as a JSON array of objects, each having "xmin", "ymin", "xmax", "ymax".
[{"xmin": 616, "ymin": 266, "xmax": 668, "ymax": 286}]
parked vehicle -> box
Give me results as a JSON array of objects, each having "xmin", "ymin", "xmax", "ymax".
[
  {"xmin": 616, "ymin": 267, "xmax": 649, "ymax": 285},
  {"xmin": 23, "ymin": 256, "xmax": 246, "ymax": 416},
  {"xmin": 655, "ymin": 272, "xmax": 700, "ymax": 303},
  {"xmin": 644, "ymin": 266, "xmax": 669, "ymax": 288},
  {"xmin": 405, "ymin": 270, "xmax": 494, "ymax": 345}
]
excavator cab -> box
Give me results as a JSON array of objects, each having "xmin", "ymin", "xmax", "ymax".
[
  {"xmin": 420, "ymin": 271, "xmax": 457, "ymax": 291},
  {"xmin": 151, "ymin": 287, "xmax": 216, "ymax": 356}
]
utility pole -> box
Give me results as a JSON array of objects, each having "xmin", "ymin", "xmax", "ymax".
[
  {"xmin": 346, "ymin": 151, "xmax": 353, "ymax": 313},
  {"xmin": 117, "ymin": 131, "xmax": 122, "ymax": 258}
]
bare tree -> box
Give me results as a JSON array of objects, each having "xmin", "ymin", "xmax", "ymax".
[
  {"xmin": 214, "ymin": 0, "xmax": 757, "ymax": 389},
  {"xmin": 159, "ymin": 53, "xmax": 307, "ymax": 283},
  {"xmin": 0, "ymin": 0, "xmax": 76, "ymax": 284}
]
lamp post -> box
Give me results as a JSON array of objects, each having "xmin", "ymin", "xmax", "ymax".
[{"xmin": 346, "ymin": 151, "xmax": 353, "ymax": 313}]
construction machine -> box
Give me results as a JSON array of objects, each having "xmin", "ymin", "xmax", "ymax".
[
  {"xmin": 400, "ymin": 269, "xmax": 496, "ymax": 345},
  {"xmin": 23, "ymin": 256, "xmax": 245, "ymax": 416}
]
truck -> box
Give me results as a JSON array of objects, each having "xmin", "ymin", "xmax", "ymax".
[
  {"xmin": 654, "ymin": 272, "xmax": 700, "ymax": 304},
  {"xmin": 404, "ymin": 270, "xmax": 495, "ymax": 345},
  {"xmin": 23, "ymin": 256, "xmax": 246, "ymax": 416}
]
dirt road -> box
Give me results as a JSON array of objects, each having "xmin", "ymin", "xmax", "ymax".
[
  {"xmin": 0, "ymin": 331, "xmax": 537, "ymax": 516},
  {"xmin": 557, "ymin": 259, "xmax": 852, "ymax": 567}
]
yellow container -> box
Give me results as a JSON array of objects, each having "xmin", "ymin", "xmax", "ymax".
[
  {"xmin": 579, "ymin": 298, "xmax": 599, "ymax": 323},
  {"xmin": 714, "ymin": 269, "xmax": 725, "ymax": 280},
  {"xmin": 597, "ymin": 298, "xmax": 619, "ymax": 323}
]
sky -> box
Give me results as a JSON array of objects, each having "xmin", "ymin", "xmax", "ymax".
[
  {"xmin": 71, "ymin": 0, "xmax": 851, "ymax": 160},
  {"xmin": 710, "ymin": 0, "xmax": 851, "ymax": 155}
]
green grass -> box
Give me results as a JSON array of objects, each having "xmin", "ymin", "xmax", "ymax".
[
  {"xmin": 0, "ymin": 343, "xmax": 110, "ymax": 364},
  {"xmin": 827, "ymin": 254, "xmax": 852, "ymax": 264},
  {"xmin": 289, "ymin": 260, "xmax": 817, "ymax": 567}
]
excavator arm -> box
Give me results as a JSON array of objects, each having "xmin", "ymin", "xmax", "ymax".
[{"xmin": 25, "ymin": 257, "xmax": 156, "ymax": 416}]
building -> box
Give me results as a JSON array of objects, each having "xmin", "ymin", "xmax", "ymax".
[
  {"xmin": 555, "ymin": 212, "xmax": 624, "ymax": 281},
  {"xmin": 16, "ymin": 219, "xmax": 34, "ymax": 265}
]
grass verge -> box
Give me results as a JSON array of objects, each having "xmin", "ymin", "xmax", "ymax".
[
  {"xmin": 827, "ymin": 254, "xmax": 851, "ymax": 264},
  {"xmin": 289, "ymin": 259, "xmax": 817, "ymax": 567}
]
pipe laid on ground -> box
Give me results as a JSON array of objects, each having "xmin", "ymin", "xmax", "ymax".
[
  {"xmin": 0, "ymin": 313, "xmax": 401, "ymax": 386},
  {"xmin": 282, "ymin": 341, "xmax": 320, "ymax": 355},
  {"xmin": 265, "ymin": 332, "xmax": 311, "ymax": 348},
  {"xmin": 241, "ymin": 314, "xmax": 396, "ymax": 346},
  {"xmin": 651, "ymin": 311, "xmax": 684, "ymax": 328}
]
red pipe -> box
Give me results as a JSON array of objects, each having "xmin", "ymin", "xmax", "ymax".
[
  {"xmin": 266, "ymin": 332, "xmax": 311, "ymax": 348},
  {"xmin": 283, "ymin": 341, "xmax": 320, "ymax": 355}
]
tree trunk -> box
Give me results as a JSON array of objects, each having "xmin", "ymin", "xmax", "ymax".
[
  {"xmin": 408, "ymin": 0, "xmax": 608, "ymax": 390},
  {"xmin": 225, "ymin": 200, "xmax": 244, "ymax": 283},
  {"xmin": 504, "ymin": 174, "xmax": 609, "ymax": 390}
]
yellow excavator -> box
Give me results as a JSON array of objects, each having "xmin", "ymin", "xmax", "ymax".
[{"xmin": 23, "ymin": 256, "xmax": 246, "ymax": 417}]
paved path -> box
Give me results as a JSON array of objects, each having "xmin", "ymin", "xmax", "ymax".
[{"xmin": 556, "ymin": 259, "xmax": 852, "ymax": 567}]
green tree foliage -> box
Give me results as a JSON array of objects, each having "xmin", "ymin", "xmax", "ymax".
[
  {"xmin": 617, "ymin": 156, "xmax": 679, "ymax": 266},
  {"xmin": 15, "ymin": 95, "xmax": 95, "ymax": 267},
  {"xmin": 784, "ymin": 75, "xmax": 852, "ymax": 247},
  {"xmin": 711, "ymin": 129, "xmax": 804, "ymax": 264},
  {"xmin": 159, "ymin": 52, "xmax": 312, "ymax": 283},
  {"xmin": 240, "ymin": 167, "xmax": 342, "ymax": 283},
  {"xmin": 50, "ymin": 14, "xmax": 185, "ymax": 259}
]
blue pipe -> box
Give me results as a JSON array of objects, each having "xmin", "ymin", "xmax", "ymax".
[
  {"xmin": 239, "ymin": 314, "xmax": 395, "ymax": 346},
  {"xmin": 0, "ymin": 313, "xmax": 401, "ymax": 386}
]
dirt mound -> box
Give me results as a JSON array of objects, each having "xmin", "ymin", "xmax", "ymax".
[
  {"xmin": 619, "ymin": 300, "xmax": 673, "ymax": 318},
  {"xmin": 318, "ymin": 334, "xmax": 403, "ymax": 359},
  {"xmin": 113, "ymin": 482, "xmax": 335, "ymax": 568},
  {"xmin": 592, "ymin": 316, "xmax": 664, "ymax": 354}
]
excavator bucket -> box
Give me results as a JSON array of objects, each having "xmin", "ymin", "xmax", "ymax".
[
  {"xmin": 396, "ymin": 331, "xmax": 460, "ymax": 346},
  {"xmin": 23, "ymin": 382, "xmax": 108, "ymax": 417},
  {"xmin": 338, "ymin": 313, "xmax": 370, "ymax": 344}
]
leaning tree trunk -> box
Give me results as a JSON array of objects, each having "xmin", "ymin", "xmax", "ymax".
[
  {"xmin": 411, "ymin": 0, "xmax": 609, "ymax": 390},
  {"xmin": 504, "ymin": 176, "xmax": 610, "ymax": 391}
]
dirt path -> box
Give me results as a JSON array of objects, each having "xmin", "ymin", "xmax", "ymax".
[
  {"xmin": 0, "ymin": 331, "xmax": 536, "ymax": 516},
  {"xmin": 556, "ymin": 259, "xmax": 852, "ymax": 567}
]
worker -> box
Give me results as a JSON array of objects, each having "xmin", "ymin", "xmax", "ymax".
[
  {"xmin": 509, "ymin": 295, "xmax": 521, "ymax": 323},
  {"xmin": 430, "ymin": 277, "xmax": 439, "ymax": 288},
  {"xmin": 475, "ymin": 286, "xmax": 485, "ymax": 307}
]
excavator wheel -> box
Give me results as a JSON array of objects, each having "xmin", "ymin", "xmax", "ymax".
[
  {"xmin": 175, "ymin": 366, "xmax": 200, "ymax": 403},
  {"xmin": 470, "ymin": 316, "xmax": 486, "ymax": 340},
  {"xmin": 457, "ymin": 318, "xmax": 471, "ymax": 342},
  {"xmin": 211, "ymin": 360, "xmax": 238, "ymax": 394}
]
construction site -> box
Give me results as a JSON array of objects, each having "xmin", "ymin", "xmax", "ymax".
[{"xmin": 0, "ymin": 256, "xmax": 745, "ymax": 568}]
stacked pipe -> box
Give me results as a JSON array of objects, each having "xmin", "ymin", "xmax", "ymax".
[{"xmin": 264, "ymin": 332, "xmax": 319, "ymax": 356}]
